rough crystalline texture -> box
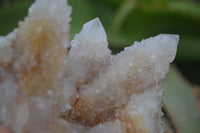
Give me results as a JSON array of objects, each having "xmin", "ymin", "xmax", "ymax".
[{"xmin": 0, "ymin": 0, "xmax": 179, "ymax": 133}]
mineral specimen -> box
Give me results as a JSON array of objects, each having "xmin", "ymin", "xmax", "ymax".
[{"xmin": 0, "ymin": 0, "xmax": 179, "ymax": 133}]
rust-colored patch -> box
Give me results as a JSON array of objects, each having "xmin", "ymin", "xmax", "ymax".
[{"xmin": 60, "ymin": 94, "xmax": 116, "ymax": 127}]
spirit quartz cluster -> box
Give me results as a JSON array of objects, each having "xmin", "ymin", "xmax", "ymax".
[{"xmin": 0, "ymin": 0, "xmax": 179, "ymax": 133}]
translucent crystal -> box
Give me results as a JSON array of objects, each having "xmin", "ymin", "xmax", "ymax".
[
  {"xmin": 68, "ymin": 17, "xmax": 111, "ymax": 85},
  {"xmin": 0, "ymin": 0, "xmax": 179, "ymax": 132}
]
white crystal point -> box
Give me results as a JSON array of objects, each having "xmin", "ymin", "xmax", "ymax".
[
  {"xmin": 70, "ymin": 17, "xmax": 110, "ymax": 59},
  {"xmin": 81, "ymin": 18, "xmax": 107, "ymax": 43},
  {"xmin": 68, "ymin": 18, "xmax": 111, "ymax": 83},
  {"xmin": 138, "ymin": 34, "xmax": 179, "ymax": 64},
  {"xmin": 154, "ymin": 34, "xmax": 179, "ymax": 63}
]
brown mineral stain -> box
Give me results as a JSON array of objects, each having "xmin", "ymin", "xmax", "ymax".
[
  {"xmin": 60, "ymin": 94, "xmax": 116, "ymax": 127},
  {"xmin": 63, "ymin": 76, "xmax": 147, "ymax": 127}
]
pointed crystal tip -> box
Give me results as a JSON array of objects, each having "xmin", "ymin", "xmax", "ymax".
[{"xmin": 81, "ymin": 18, "xmax": 107, "ymax": 42}]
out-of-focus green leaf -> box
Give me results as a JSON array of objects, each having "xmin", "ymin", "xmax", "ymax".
[
  {"xmin": 105, "ymin": 3, "xmax": 200, "ymax": 61},
  {"xmin": 111, "ymin": 0, "xmax": 135, "ymax": 33},
  {"xmin": 0, "ymin": 0, "xmax": 10, "ymax": 8},
  {"xmin": 176, "ymin": 62, "xmax": 200, "ymax": 85},
  {"xmin": 98, "ymin": 0, "xmax": 122, "ymax": 8},
  {"xmin": 69, "ymin": 0, "xmax": 98, "ymax": 39},
  {"xmin": 0, "ymin": 1, "xmax": 33, "ymax": 35},
  {"xmin": 164, "ymin": 66, "xmax": 200, "ymax": 133},
  {"xmin": 169, "ymin": 1, "xmax": 200, "ymax": 18}
]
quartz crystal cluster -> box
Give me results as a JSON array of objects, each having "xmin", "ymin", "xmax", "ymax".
[{"xmin": 0, "ymin": 0, "xmax": 179, "ymax": 133}]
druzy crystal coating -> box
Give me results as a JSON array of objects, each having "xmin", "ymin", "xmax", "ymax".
[{"xmin": 0, "ymin": 0, "xmax": 179, "ymax": 133}]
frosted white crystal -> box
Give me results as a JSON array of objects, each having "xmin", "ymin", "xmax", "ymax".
[
  {"xmin": 14, "ymin": 0, "xmax": 71, "ymax": 70},
  {"xmin": 0, "ymin": 0, "xmax": 179, "ymax": 132},
  {"xmin": 0, "ymin": 69, "xmax": 18, "ymax": 106},
  {"xmin": 12, "ymin": 0, "xmax": 72, "ymax": 98},
  {"xmin": 120, "ymin": 84, "xmax": 164, "ymax": 133},
  {"xmin": 27, "ymin": 0, "xmax": 71, "ymax": 47},
  {"xmin": 0, "ymin": 29, "xmax": 17, "ymax": 70},
  {"xmin": 68, "ymin": 18, "xmax": 111, "ymax": 82},
  {"xmin": 61, "ymin": 18, "xmax": 112, "ymax": 108},
  {"xmin": 0, "ymin": 29, "xmax": 17, "ymax": 48}
]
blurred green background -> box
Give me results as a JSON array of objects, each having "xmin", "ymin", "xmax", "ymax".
[{"xmin": 0, "ymin": 0, "xmax": 200, "ymax": 133}]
